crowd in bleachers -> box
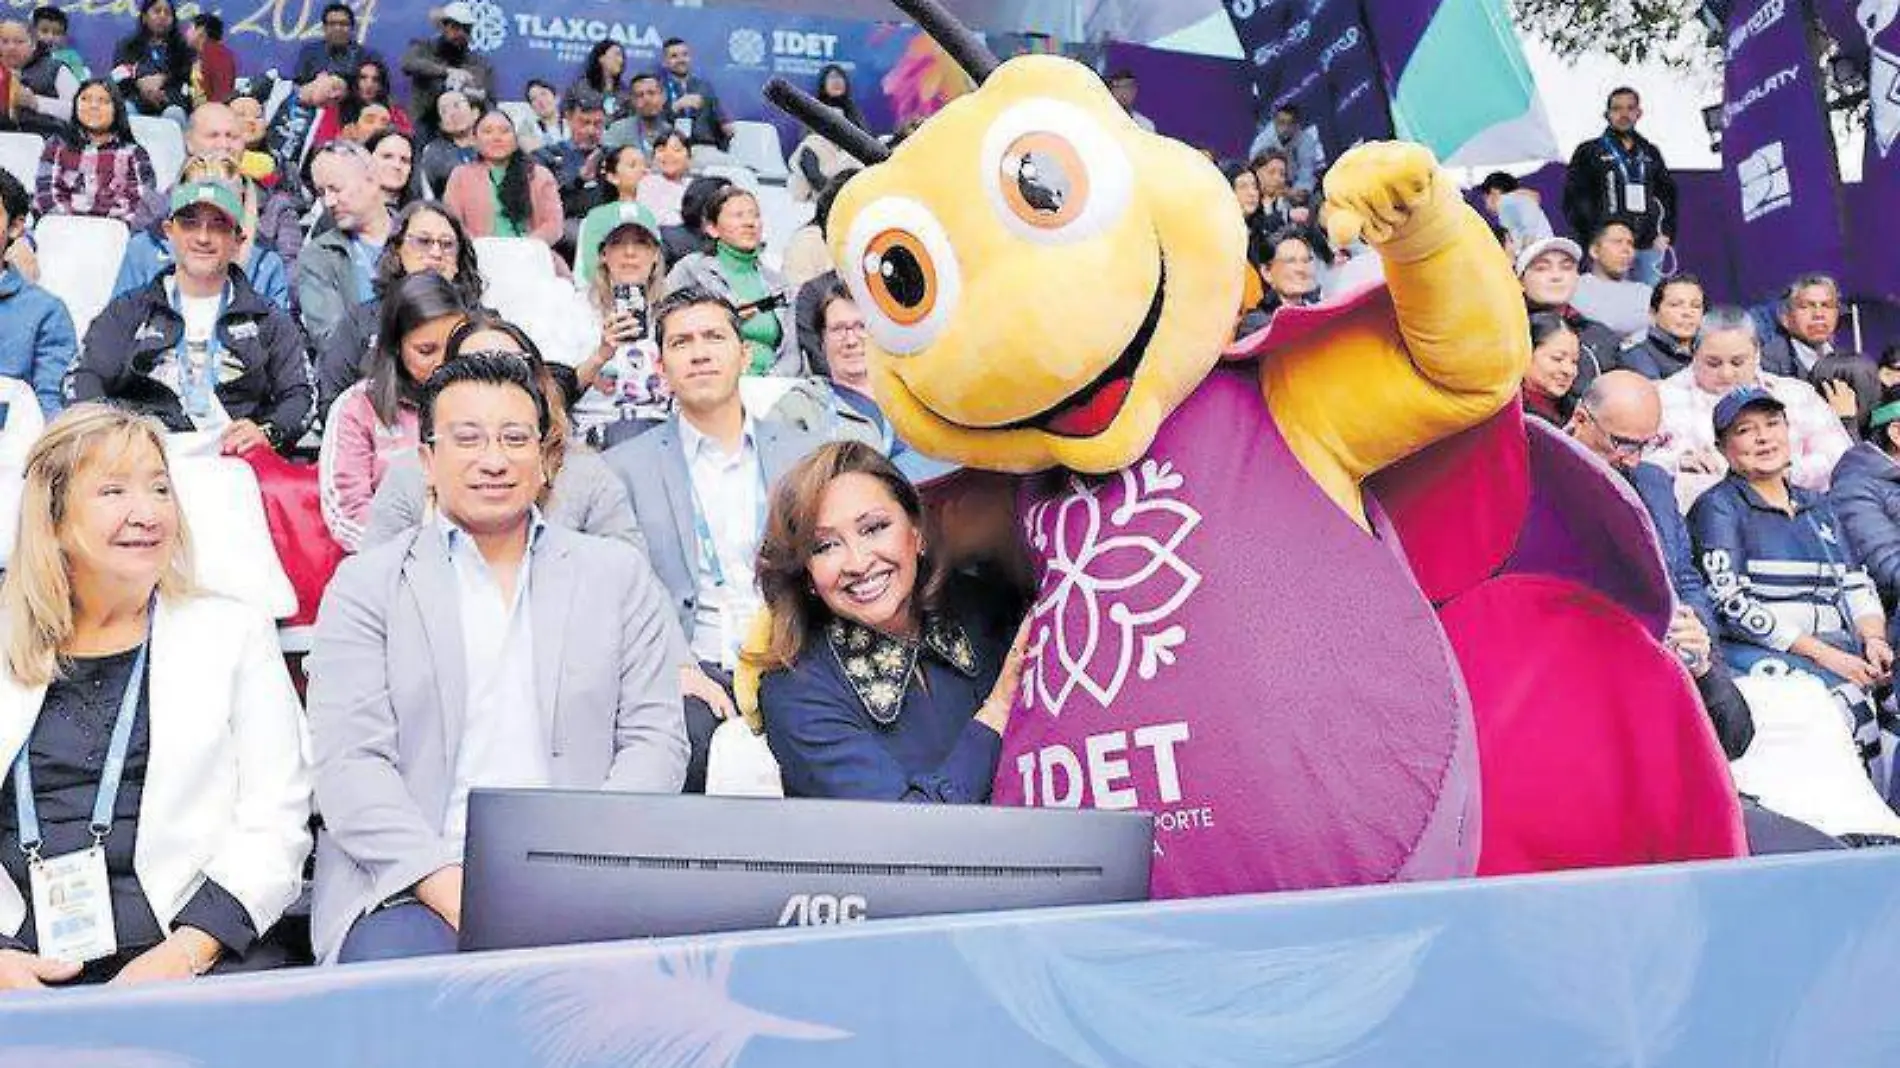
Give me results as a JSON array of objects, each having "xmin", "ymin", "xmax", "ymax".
[
  {"xmin": 0, "ymin": 0, "xmax": 947, "ymax": 987},
  {"xmin": 0, "ymin": 2, "xmax": 1890, "ymax": 992}
]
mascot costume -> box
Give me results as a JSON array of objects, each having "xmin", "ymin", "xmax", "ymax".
[{"xmin": 754, "ymin": 0, "xmax": 1746, "ymax": 896}]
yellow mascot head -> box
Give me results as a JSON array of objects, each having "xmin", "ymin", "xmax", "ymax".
[{"xmin": 768, "ymin": 0, "xmax": 1247, "ymax": 475}]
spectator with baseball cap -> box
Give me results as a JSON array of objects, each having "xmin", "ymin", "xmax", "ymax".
[
  {"xmin": 1516, "ymin": 234, "xmax": 1625, "ymax": 395},
  {"xmin": 1689, "ymin": 385, "xmax": 1892, "ymax": 771},
  {"xmin": 65, "ymin": 179, "xmax": 313, "ymax": 456},
  {"xmin": 399, "ymin": 1, "xmax": 495, "ymax": 138}
]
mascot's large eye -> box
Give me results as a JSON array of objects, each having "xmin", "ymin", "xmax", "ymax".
[
  {"xmin": 862, "ymin": 229, "xmax": 938, "ymax": 326},
  {"xmin": 981, "ymin": 99, "xmax": 1133, "ymax": 245},
  {"xmin": 840, "ymin": 196, "xmax": 962, "ymax": 355},
  {"xmin": 999, "ymin": 132, "xmax": 1090, "ymax": 230}
]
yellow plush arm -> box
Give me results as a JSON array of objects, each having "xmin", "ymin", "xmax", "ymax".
[{"xmin": 1266, "ymin": 143, "xmax": 1530, "ymax": 525}]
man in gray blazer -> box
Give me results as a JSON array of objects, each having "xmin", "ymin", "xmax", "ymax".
[
  {"xmin": 308, "ymin": 355, "xmax": 689, "ymax": 965},
  {"xmin": 603, "ymin": 287, "xmax": 826, "ymax": 791}
]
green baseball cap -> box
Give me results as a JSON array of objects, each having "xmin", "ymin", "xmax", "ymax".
[
  {"xmin": 586, "ymin": 201, "xmax": 661, "ymax": 251},
  {"xmin": 168, "ymin": 180, "xmax": 245, "ymax": 230}
]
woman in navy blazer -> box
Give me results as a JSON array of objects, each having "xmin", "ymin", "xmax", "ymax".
[{"xmin": 750, "ymin": 443, "xmax": 1027, "ymax": 802}]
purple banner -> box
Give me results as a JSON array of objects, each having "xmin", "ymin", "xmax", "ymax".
[
  {"xmin": 1101, "ymin": 42, "xmax": 1253, "ymax": 159},
  {"xmin": 1224, "ymin": 0, "xmax": 1393, "ymax": 160},
  {"xmin": 1851, "ymin": 0, "xmax": 1900, "ymax": 301},
  {"xmin": 1720, "ymin": 0, "xmax": 1847, "ymax": 302}
]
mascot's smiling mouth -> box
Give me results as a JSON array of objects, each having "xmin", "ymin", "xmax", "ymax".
[{"xmin": 1006, "ymin": 257, "xmax": 1167, "ymax": 439}]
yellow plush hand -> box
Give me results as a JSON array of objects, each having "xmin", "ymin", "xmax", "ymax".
[
  {"xmin": 732, "ymin": 609, "xmax": 777, "ymax": 735},
  {"xmin": 1323, "ymin": 142, "xmax": 1450, "ymax": 262}
]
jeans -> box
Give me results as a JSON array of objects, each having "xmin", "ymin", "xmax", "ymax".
[{"xmin": 337, "ymin": 902, "xmax": 457, "ymax": 964}]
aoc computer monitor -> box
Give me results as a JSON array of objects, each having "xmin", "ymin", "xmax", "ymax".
[{"xmin": 459, "ymin": 789, "xmax": 1154, "ymax": 952}]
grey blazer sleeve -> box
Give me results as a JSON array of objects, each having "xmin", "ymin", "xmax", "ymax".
[
  {"xmin": 362, "ymin": 460, "xmax": 427, "ymax": 550},
  {"xmin": 556, "ymin": 450, "xmax": 647, "ymax": 557},
  {"xmin": 606, "ymin": 546, "xmax": 692, "ymax": 792},
  {"xmin": 306, "ymin": 551, "xmax": 462, "ymax": 901}
]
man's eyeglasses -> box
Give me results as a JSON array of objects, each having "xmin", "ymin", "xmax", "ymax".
[
  {"xmin": 824, "ymin": 321, "xmax": 868, "ymax": 340},
  {"xmin": 1580, "ymin": 405, "xmax": 1661, "ymax": 456},
  {"xmin": 404, "ymin": 235, "xmax": 458, "ymax": 254},
  {"xmin": 427, "ymin": 423, "xmax": 542, "ymax": 455}
]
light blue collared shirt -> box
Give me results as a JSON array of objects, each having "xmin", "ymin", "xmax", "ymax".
[
  {"xmin": 436, "ymin": 508, "xmax": 549, "ymax": 849},
  {"xmin": 679, "ymin": 413, "xmax": 764, "ymax": 666}
]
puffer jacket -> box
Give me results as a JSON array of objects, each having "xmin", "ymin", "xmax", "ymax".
[{"xmin": 1828, "ymin": 442, "xmax": 1900, "ymax": 608}]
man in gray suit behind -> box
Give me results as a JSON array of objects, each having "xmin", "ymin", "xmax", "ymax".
[
  {"xmin": 308, "ymin": 355, "xmax": 689, "ymax": 965},
  {"xmin": 603, "ymin": 287, "xmax": 826, "ymax": 792}
]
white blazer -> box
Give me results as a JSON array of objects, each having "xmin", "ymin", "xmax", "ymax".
[{"xmin": 0, "ymin": 594, "xmax": 313, "ymax": 944}]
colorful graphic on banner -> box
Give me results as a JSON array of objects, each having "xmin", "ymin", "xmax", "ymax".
[
  {"xmin": 1223, "ymin": 0, "xmax": 1393, "ymax": 161},
  {"xmin": 1721, "ymin": 0, "xmax": 1847, "ymax": 301},
  {"xmin": 1369, "ymin": 0, "xmax": 1557, "ymax": 167},
  {"xmin": 59, "ymin": 0, "xmax": 930, "ymax": 138}
]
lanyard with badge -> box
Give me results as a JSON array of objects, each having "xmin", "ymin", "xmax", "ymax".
[
  {"xmin": 688, "ymin": 463, "xmax": 768, "ymax": 670},
  {"xmin": 170, "ymin": 282, "xmax": 229, "ymax": 423},
  {"xmin": 1601, "ymin": 134, "xmax": 1650, "ymax": 216},
  {"xmin": 14, "ymin": 606, "xmax": 153, "ymax": 964}
]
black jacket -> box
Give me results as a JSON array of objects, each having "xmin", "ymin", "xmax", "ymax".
[
  {"xmin": 1828, "ymin": 442, "xmax": 1900, "ymax": 611},
  {"xmin": 1620, "ymin": 326, "xmax": 1695, "ymax": 381},
  {"xmin": 67, "ymin": 267, "xmax": 314, "ymax": 451},
  {"xmin": 316, "ymin": 298, "xmax": 381, "ymax": 421},
  {"xmin": 1562, "ymin": 127, "xmax": 1677, "ymax": 247}
]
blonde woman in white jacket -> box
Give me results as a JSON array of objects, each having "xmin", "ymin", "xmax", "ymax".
[{"xmin": 0, "ymin": 404, "xmax": 310, "ymax": 990}]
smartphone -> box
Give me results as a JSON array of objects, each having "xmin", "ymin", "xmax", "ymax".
[{"xmin": 612, "ymin": 283, "xmax": 648, "ymax": 339}]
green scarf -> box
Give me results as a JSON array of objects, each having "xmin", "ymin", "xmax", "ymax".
[{"xmin": 717, "ymin": 241, "xmax": 781, "ymax": 374}]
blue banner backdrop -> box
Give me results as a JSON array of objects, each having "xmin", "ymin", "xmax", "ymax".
[
  {"xmin": 53, "ymin": 0, "xmax": 940, "ymax": 138},
  {"xmin": 1720, "ymin": 0, "xmax": 1848, "ymax": 301},
  {"xmin": 4, "ymin": 850, "xmax": 1900, "ymax": 1064},
  {"xmin": 1223, "ymin": 0, "xmax": 1394, "ymax": 160}
]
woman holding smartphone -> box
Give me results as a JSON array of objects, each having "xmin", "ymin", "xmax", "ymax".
[{"xmin": 574, "ymin": 205, "xmax": 670, "ymax": 444}]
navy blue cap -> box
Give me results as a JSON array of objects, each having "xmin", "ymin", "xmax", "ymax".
[{"xmin": 1712, "ymin": 386, "xmax": 1786, "ymax": 437}]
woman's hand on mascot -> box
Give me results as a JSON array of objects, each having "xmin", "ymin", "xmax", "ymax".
[{"xmin": 976, "ymin": 617, "xmax": 1034, "ymax": 736}]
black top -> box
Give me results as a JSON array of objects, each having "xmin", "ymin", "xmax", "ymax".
[{"xmin": 0, "ymin": 649, "xmax": 256, "ymax": 956}]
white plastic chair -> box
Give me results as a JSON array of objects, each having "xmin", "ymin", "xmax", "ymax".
[
  {"xmin": 697, "ymin": 163, "xmax": 759, "ymax": 194},
  {"xmin": 163, "ymin": 431, "xmax": 298, "ymax": 620},
  {"xmin": 34, "ymin": 214, "xmax": 130, "ymax": 342},
  {"xmin": 754, "ymin": 185, "xmax": 812, "ymax": 265},
  {"xmin": 0, "ymin": 378, "xmax": 46, "ymax": 570},
  {"xmin": 474, "ymin": 237, "xmax": 594, "ymax": 368},
  {"xmin": 130, "ymin": 115, "xmax": 186, "ymax": 190},
  {"xmin": 0, "ymin": 132, "xmax": 44, "ymax": 195},
  {"xmin": 727, "ymin": 120, "xmax": 790, "ymax": 183},
  {"xmin": 496, "ymin": 100, "xmax": 534, "ymax": 131}
]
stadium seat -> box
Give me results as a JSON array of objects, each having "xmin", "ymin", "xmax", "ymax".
[
  {"xmin": 496, "ymin": 100, "xmax": 534, "ymax": 132},
  {"xmin": 728, "ymin": 120, "xmax": 790, "ymax": 183},
  {"xmin": 0, "ymin": 377, "xmax": 45, "ymax": 570},
  {"xmin": 131, "ymin": 115, "xmax": 186, "ymax": 191},
  {"xmin": 34, "ymin": 214, "xmax": 130, "ymax": 341},
  {"xmin": 0, "ymin": 131, "xmax": 43, "ymax": 195},
  {"xmin": 698, "ymin": 163, "xmax": 759, "ymax": 193},
  {"xmin": 474, "ymin": 236, "xmax": 595, "ymax": 368},
  {"xmin": 754, "ymin": 184, "xmax": 813, "ymax": 266},
  {"xmin": 163, "ymin": 431, "xmax": 299, "ymax": 621}
]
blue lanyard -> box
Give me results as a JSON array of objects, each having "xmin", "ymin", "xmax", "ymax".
[
  {"xmin": 687, "ymin": 448, "xmax": 767, "ymax": 588},
  {"xmin": 13, "ymin": 603, "xmax": 154, "ymax": 863},
  {"xmin": 170, "ymin": 280, "xmax": 229, "ymax": 419},
  {"xmin": 1600, "ymin": 134, "xmax": 1647, "ymax": 186}
]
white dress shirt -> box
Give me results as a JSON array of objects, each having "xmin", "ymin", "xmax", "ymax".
[
  {"xmin": 680, "ymin": 412, "xmax": 765, "ymax": 667},
  {"xmin": 438, "ymin": 511, "xmax": 551, "ymax": 849}
]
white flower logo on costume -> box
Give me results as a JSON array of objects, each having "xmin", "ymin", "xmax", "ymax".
[{"xmin": 1024, "ymin": 458, "xmax": 1202, "ymax": 719}]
